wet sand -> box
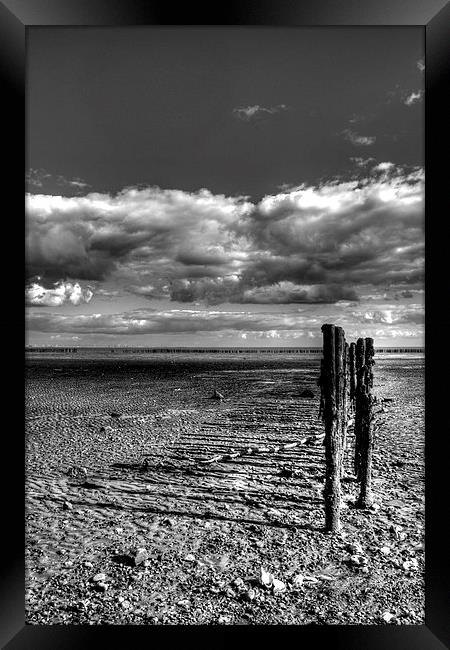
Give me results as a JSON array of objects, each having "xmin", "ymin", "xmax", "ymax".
[{"xmin": 25, "ymin": 353, "xmax": 424, "ymax": 625}]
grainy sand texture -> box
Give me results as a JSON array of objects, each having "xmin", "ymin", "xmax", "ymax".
[{"xmin": 25, "ymin": 353, "xmax": 424, "ymax": 625}]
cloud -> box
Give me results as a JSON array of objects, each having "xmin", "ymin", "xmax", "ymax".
[
  {"xmin": 241, "ymin": 282, "xmax": 358, "ymax": 304},
  {"xmin": 26, "ymin": 300, "xmax": 424, "ymax": 340},
  {"xmin": 25, "ymin": 281, "xmax": 93, "ymax": 307},
  {"xmin": 350, "ymin": 157, "xmax": 376, "ymax": 168},
  {"xmin": 26, "ymin": 165, "xmax": 424, "ymax": 306},
  {"xmin": 26, "ymin": 307, "xmax": 310, "ymax": 336},
  {"xmin": 26, "ymin": 187, "xmax": 253, "ymax": 283},
  {"xmin": 373, "ymin": 162, "xmax": 395, "ymax": 173},
  {"xmin": 342, "ymin": 129, "xmax": 376, "ymax": 146},
  {"xmin": 417, "ymin": 58, "xmax": 425, "ymax": 72},
  {"xmin": 232, "ymin": 104, "xmax": 289, "ymax": 121},
  {"xmin": 26, "ymin": 169, "xmax": 90, "ymax": 193},
  {"xmin": 67, "ymin": 179, "xmax": 90, "ymax": 190},
  {"xmin": 404, "ymin": 91, "xmax": 423, "ymax": 106},
  {"xmin": 351, "ymin": 304, "xmax": 424, "ymax": 325}
]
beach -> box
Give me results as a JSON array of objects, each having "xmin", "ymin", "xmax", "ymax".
[{"xmin": 25, "ymin": 352, "xmax": 424, "ymax": 625}]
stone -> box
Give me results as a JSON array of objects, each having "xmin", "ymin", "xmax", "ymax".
[
  {"xmin": 292, "ymin": 574, "xmax": 304, "ymax": 587},
  {"xmin": 66, "ymin": 466, "xmax": 87, "ymax": 481},
  {"xmin": 218, "ymin": 615, "xmax": 231, "ymax": 624},
  {"xmin": 272, "ymin": 578, "xmax": 286, "ymax": 594},
  {"xmin": 244, "ymin": 588, "xmax": 256, "ymax": 601},
  {"xmin": 92, "ymin": 573, "xmax": 107, "ymax": 582},
  {"xmin": 121, "ymin": 548, "xmax": 149, "ymax": 566},
  {"xmin": 346, "ymin": 542, "xmax": 363, "ymax": 555},
  {"xmin": 177, "ymin": 599, "xmax": 190, "ymax": 608},
  {"xmin": 259, "ymin": 567, "xmax": 273, "ymax": 588}
]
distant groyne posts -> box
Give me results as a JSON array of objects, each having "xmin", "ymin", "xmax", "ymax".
[
  {"xmin": 319, "ymin": 325, "xmax": 376, "ymax": 533},
  {"xmin": 25, "ymin": 346, "xmax": 423, "ymax": 355},
  {"xmin": 26, "ymin": 347, "xmax": 79, "ymax": 353}
]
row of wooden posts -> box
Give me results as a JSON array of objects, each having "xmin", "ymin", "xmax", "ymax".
[{"xmin": 319, "ymin": 324, "xmax": 375, "ymax": 532}]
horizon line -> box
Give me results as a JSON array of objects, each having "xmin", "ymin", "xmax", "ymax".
[{"xmin": 25, "ymin": 345, "xmax": 425, "ymax": 351}]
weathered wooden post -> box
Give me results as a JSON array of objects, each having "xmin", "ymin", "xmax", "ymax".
[
  {"xmin": 349, "ymin": 342, "xmax": 356, "ymax": 413},
  {"xmin": 341, "ymin": 341, "xmax": 349, "ymax": 477},
  {"xmin": 353, "ymin": 338, "xmax": 365, "ymax": 479},
  {"xmin": 356, "ymin": 338, "xmax": 375, "ymax": 508},
  {"xmin": 321, "ymin": 324, "xmax": 345, "ymax": 532}
]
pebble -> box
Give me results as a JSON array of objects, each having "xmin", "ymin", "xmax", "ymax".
[
  {"xmin": 346, "ymin": 542, "xmax": 363, "ymax": 555},
  {"xmin": 244, "ymin": 588, "xmax": 256, "ymax": 601},
  {"xmin": 92, "ymin": 573, "xmax": 107, "ymax": 582},
  {"xmin": 292, "ymin": 574, "xmax": 304, "ymax": 587},
  {"xmin": 272, "ymin": 578, "xmax": 286, "ymax": 594},
  {"xmin": 218, "ymin": 615, "xmax": 231, "ymax": 624},
  {"xmin": 132, "ymin": 548, "xmax": 148, "ymax": 566},
  {"xmin": 177, "ymin": 599, "xmax": 190, "ymax": 608},
  {"xmin": 260, "ymin": 567, "xmax": 273, "ymax": 587}
]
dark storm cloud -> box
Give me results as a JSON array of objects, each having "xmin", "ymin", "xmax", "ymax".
[
  {"xmin": 175, "ymin": 250, "xmax": 230, "ymax": 266},
  {"xmin": 26, "ymin": 165, "xmax": 424, "ymax": 306},
  {"xmin": 242, "ymin": 283, "xmax": 359, "ymax": 304},
  {"xmin": 26, "ymin": 188, "xmax": 251, "ymax": 284}
]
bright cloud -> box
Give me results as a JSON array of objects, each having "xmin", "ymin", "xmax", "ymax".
[
  {"xmin": 404, "ymin": 90, "xmax": 424, "ymax": 106},
  {"xmin": 232, "ymin": 104, "xmax": 289, "ymax": 121},
  {"xmin": 25, "ymin": 281, "xmax": 93, "ymax": 307}
]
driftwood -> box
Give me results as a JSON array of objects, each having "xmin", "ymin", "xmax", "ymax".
[{"xmin": 198, "ymin": 440, "xmax": 302, "ymax": 465}]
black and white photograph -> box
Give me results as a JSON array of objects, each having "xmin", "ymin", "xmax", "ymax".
[{"xmin": 25, "ymin": 25, "xmax": 425, "ymax": 626}]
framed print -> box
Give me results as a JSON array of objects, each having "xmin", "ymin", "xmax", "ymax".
[{"xmin": 1, "ymin": 0, "xmax": 449, "ymax": 647}]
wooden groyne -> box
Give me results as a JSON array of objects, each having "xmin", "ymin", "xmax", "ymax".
[{"xmin": 319, "ymin": 325, "xmax": 376, "ymax": 532}]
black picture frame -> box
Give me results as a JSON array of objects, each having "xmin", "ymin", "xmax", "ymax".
[{"xmin": 2, "ymin": 0, "xmax": 449, "ymax": 647}]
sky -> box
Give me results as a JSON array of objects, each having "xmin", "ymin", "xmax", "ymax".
[{"xmin": 25, "ymin": 27, "xmax": 424, "ymax": 347}]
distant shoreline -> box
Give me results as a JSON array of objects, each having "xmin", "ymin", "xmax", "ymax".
[{"xmin": 25, "ymin": 346, "xmax": 424, "ymax": 355}]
